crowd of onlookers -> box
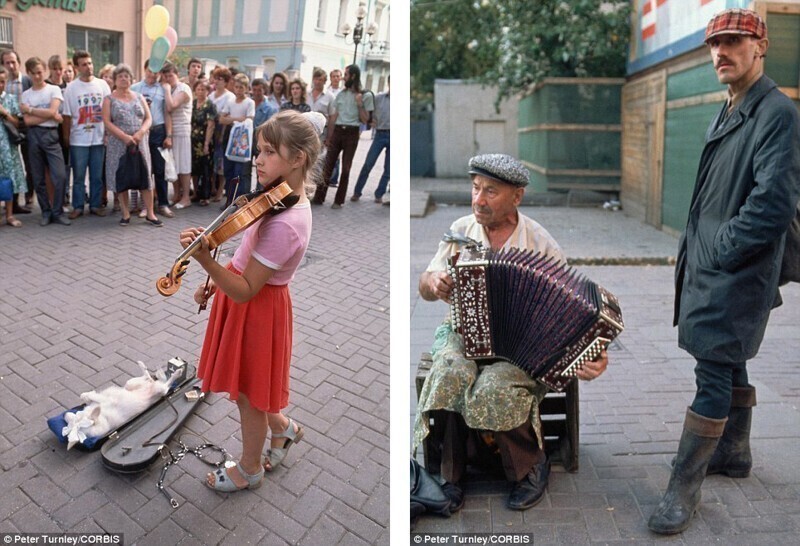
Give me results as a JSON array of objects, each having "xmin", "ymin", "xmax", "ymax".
[{"xmin": 0, "ymin": 47, "xmax": 390, "ymax": 230}]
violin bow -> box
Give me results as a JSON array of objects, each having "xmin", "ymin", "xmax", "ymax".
[{"xmin": 197, "ymin": 177, "xmax": 243, "ymax": 313}]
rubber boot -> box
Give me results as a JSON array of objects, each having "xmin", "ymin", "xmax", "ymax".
[
  {"xmin": 706, "ymin": 385, "xmax": 755, "ymax": 477},
  {"xmin": 648, "ymin": 408, "xmax": 727, "ymax": 535}
]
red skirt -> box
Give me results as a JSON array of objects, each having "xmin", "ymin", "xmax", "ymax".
[{"xmin": 198, "ymin": 264, "xmax": 293, "ymax": 413}]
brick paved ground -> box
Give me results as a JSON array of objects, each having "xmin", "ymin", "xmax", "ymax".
[
  {"xmin": 410, "ymin": 192, "xmax": 800, "ymax": 543},
  {"xmin": 0, "ymin": 134, "xmax": 389, "ymax": 545}
]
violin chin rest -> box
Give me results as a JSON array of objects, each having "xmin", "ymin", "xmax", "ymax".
[{"xmin": 270, "ymin": 194, "xmax": 301, "ymax": 215}]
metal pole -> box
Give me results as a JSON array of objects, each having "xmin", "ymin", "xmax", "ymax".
[{"xmin": 353, "ymin": 43, "xmax": 358, "ymax": 66}]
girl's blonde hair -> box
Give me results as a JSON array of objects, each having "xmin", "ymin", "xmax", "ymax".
[{"xmin": 257, "ymin": 110, "xmax": 322, "ymax": 195}]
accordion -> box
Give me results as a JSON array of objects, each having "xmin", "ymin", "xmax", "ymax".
[{"xmin": 447, "ymin": 245, "xmax": 624, "ymax": 392}]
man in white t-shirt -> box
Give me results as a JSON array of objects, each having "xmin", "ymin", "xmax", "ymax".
[
  {"xmin": 62, "ymin": 50, "xmax": 111, "ymax": 219},
  {"xmin": 328, "ymin": 69, "xmax": 343, "ymax": 97},
  {"xmin": 20, "ymin": 56, "xmax": 70, "ymax": 226},
  {"xmin": 308, "ymin": 68, "xmax": 335, "ymax": 141}
]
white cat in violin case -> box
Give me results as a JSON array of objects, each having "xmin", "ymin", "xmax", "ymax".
[{"xmin": 47, "ymin": 358, "xmax": 203, "ymax": 472}]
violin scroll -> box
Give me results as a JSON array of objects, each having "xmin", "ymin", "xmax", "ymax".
[{"xmin": 156, "ymin": 260, "xmax": 189, "ymax": 297}]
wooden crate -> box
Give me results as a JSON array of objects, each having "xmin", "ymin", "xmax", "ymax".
[{"xmin": 415, "ymin": 352, "xmax": 579, "ymax": 473}]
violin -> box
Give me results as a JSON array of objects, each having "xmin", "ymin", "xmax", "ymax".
[{"xmin": 156, "ymin": 180, "xmax": 295, "ymax": 297}]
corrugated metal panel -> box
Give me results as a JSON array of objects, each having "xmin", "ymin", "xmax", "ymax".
[
  {"xmin": 661, "ymin": 102, "xmax": 719, "ymax": 232},
  {"xmin": 765, "ymin": 13, "xmax": 800, "ymax": 89}
]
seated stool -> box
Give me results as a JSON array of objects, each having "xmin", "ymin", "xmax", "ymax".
[{"xmin": 415, "ymin": 352, "xmax": 579, "ymax": 473}]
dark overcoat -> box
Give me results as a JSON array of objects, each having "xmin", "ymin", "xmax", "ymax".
[{"xmin": 674, "ymin": 75, "xmax": 800, "ymax": 364}]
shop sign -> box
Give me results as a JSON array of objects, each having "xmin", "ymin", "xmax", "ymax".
[{"xmin": 0, "ymin": 0, "xmax": 87, "ymax": 13}]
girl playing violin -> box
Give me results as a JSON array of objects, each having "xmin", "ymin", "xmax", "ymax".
[{"xmin": 179, "ymin": 110, "xmax": 319, "ymax": 491}]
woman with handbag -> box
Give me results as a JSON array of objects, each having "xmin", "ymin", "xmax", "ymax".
[
  {"xmin": 0, "ymin": 66, "xmax": 26, "ymax": 227},
  {"xmin": 101, "ymin": 64, "xmax": 162, "ymax": 227}
]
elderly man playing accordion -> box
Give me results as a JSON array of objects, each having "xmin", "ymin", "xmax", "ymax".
[{"xmin": 413, "ymin": 153, "xmax": 609, "ymax": 511}]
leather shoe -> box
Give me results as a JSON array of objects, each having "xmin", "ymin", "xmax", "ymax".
[
  {"xmin": 507, "ymin": 458, "xmax": 550, "ymax": 510},
  {"xmin": 51, "ymin": 215, "xmax": 71, "ymax": 226},
  {"xmin": 442, "ymin": 482, "xmax": 465, "ymax": 513},
  {"xmin": 68, "ymin": 209, "xmax": 83, "ymax": 219},
  {"xmin": 39, "ymin": 215, "xmax": 52, "ymax": 226},
  {"xmin": 13, "ymin": 204, "xmax": 31, "ymax": 214}
]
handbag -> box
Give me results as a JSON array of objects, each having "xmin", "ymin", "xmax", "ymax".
[
  {"xmin": 225, "ymin": 119, "xmax": 253, "ymax": 163},
  {"xmin": 3, "ymin": 117, "xmax": 24, "ymax": 145},
  {"xmin": 779, "ymin": 203, "xmax": 800, "ymax": 285},
  {"xmin": 410, "ymin": 458, "xmax": 453, "ymax": 519},
  {"xmin": 0, "ymin": 177, "xmax": 13, "ymax": 202},
  {"xmin": 116, "ymin": 144, "xmax": 150, "ymax": 192}
]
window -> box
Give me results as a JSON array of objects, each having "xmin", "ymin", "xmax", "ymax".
[
  {"xmin": 218, "ymin": 0, "xmax": 234, "ymax": 36},
  {"xmin": 178, "ymin": 0, "xmax": 193, "ymax": 38},
  {"xmin": 196, "ymin": 0, "xmax": 212, "ymax": 38},
  {"xmin": 337, "ymin": 0, "xmax": 349, "ymax": 34},
  {"xmin": 316, "ymin": 0, "xmax": 328, "ymax": 30},
  {"xmin": 243, "ymin": 0, "xmax": 261, "ymax": 34},
  {"xmin": 67, "ymin": 26, "xmax": 122, "ymax": 69},
  {"xmin": 0, "ymin": 17, "xmax": 12, "ymax": 49}
]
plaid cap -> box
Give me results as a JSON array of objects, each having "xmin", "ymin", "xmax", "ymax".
[
  {"xmin": 705, "ymin": 8, "xmax": 767, "ymax": 43},
  {"xmin": 468, "ymin": 154, "xmax": 529, "ymax": 187}
]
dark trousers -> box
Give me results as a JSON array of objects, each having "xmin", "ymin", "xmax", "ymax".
[
  {"xmin": 313, "ymin": 125, "xmax": 360, "ymax": 205},
  {"xmin": 691, "ymin": 359, "xmax": 749, "ymax": 419},
  {"xmin": 193, "ymin": 153, "xmax": 213, "ymax": 200},
  {"xmin": 148, "ymin": 124, "xmax": 168, "ymax": 207},
  {"xmin": 28, "ymin": 127, "xmax": 66, "ymax": 218},
  {"xmin": 430, "ymin": 410, "xmax": 545, "ymax": 484}
]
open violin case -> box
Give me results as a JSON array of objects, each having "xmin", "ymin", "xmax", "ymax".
[{"xmin": 46, "ymin": 357, "xmax": 204, "ymax": 472}]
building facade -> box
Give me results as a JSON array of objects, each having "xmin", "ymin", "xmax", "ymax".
[
  {"xmin": 160, "ymin": 0, "xmax": 390, "ymax": 91},
  {"xmin": 0, "ymin": 0, "xmax": 149, "ymax": 74}
]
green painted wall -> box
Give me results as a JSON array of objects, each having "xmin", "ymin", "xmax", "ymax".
[
  {"xmin": 765, "ymin": 13, "xmax": 800, "ymax": 88},
  {"xmin": 518, "ymin": 81, "xmax": 622, "ymax": 192}
]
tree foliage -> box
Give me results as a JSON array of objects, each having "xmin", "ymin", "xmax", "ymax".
[
  {"xmin": 410, "ymin": 0, "xmax": 501, "ymax": 103},
  {"xmin": 411, "ymin": 0, "xmax": 631, "ymax": 103}
]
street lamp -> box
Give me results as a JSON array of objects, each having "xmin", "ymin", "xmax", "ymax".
[{"xmin": 341, "ymin": 3, "xmax": 378, "ymax": 65}]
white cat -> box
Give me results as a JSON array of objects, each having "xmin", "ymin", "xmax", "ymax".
[{"xmin": 62, "ymin": 361, "xmax": 177, "ymax": 450}]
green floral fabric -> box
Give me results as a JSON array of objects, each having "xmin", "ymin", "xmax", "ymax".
[{"xmin": 413, "ymin": 320, "xmax": 547, "ymax": 450}]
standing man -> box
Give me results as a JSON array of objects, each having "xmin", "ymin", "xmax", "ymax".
[
  {"xmin": 308, "ymin": 68, "xmax": 335, "ymax": 141},
  {"xmin": 1, "ymin": 49, "xmax": 32, "ymax": 214},
  {"xmin": 63, "ymin": 50, "xmax": 111, "ymax": 219},
  {"xmin": 413, "ymin": 154, "xmax": 608, "ymax": 510},
  {"xmin": 351, "ymin": 76, "xmax": 389, "ymax": 204},
  {"xmin": 20, "ymin": 57, "xmax": 69, "ymax": 226},
  {"xmin": 649, "ymin": 9, "xmax": 800, "ymax": 535},
  {"xmin": 131, "ymin": 59, "xmax": 174, "ymax": 217},
  {"xmin": 311, "ymin": 64, "xmax": 373, "ymax": 209},
  {"xmin": 328, "ymin": 68, "xmax": 343, "ymax": 97},
  {"xmin": 182, "ymin": 57, "xmax": 203, "ymax": 90}
]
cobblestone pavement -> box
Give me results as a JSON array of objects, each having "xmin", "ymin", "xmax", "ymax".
[
  {"xmin": 0, "ymin": 134, "xmax": 389, "ymax": 545},
  {"xmin": 410, "ymin": 195, "xmax": 800, "ymax": 544}
]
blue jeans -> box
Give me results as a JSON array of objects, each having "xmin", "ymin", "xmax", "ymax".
[
  {"xmin": 353, "ymin": 130, "xmax": 390, "ymax": 198},
  {"xmin": 223, "ymin": 157, "xmax": 250, "ymax": 206},
  {"xmin": 70, "ymin": 145, "xmax": 105, "ymax": 210},
  {"xmin": 691, "ymin": 359, "xmax": 749, "ymax": 419}
]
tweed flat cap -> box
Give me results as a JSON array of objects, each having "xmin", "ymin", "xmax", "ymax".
[
  {"xmin": 468, "ymin": 154, "xmax": 529, "ymax": 187},
  {"xmin": 705, "ymin": 8, "xmax": 767, "ymax": 43}
]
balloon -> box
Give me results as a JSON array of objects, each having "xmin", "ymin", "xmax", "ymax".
[
  {"xmin": 148, "ymin": 36, "xmax": 170, "ymax": 73},
  {"xmin": 165, "ymin": 26, "xmax": 178, "ymax": 56},
  {"xmin": 144, "ymin": 5, "xmax": 170, "ymax": 40}
]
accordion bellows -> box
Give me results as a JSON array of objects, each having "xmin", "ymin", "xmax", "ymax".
[{"xmin": 448, "ymin": 246, "xmax": 624, "ymax": 391}]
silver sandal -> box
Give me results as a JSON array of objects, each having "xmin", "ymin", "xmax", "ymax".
[{"xmin": 264, "ymin": 418, "xmax": 304, "ymax": 472}]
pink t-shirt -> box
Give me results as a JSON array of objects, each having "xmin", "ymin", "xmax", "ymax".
[{"xmin": 230, "ymin": 202, "xmax": 312, "ymax": 285}]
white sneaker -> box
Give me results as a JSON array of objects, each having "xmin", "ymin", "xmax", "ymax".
[
  {"xmin": 160, "ymin": 206, "xmax": 174, "ymax": 218},
  {"xmin": 138, "ymin": 209, "xmax": 147, "ymax": 218}
]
